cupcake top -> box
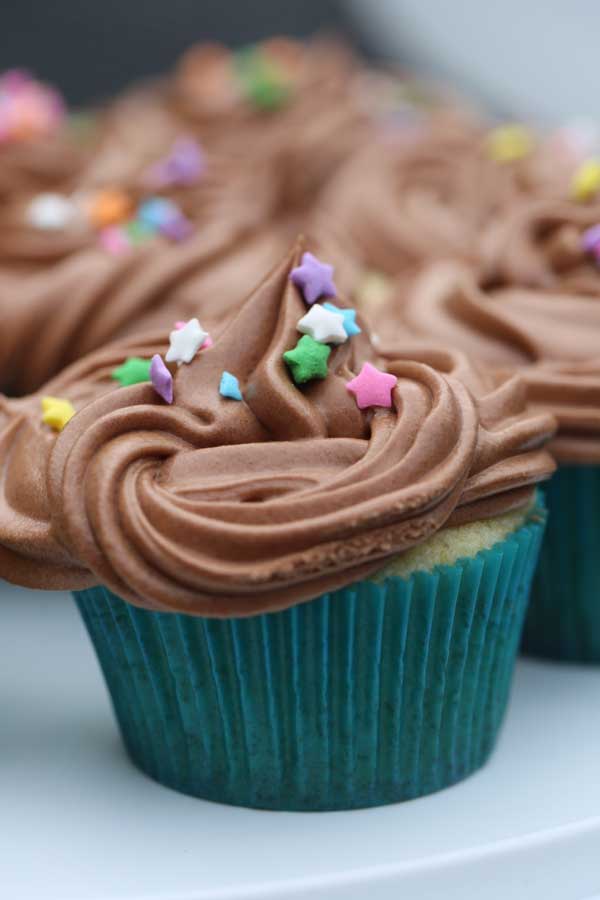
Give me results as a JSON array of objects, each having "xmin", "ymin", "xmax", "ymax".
[
  {"xmin": 381, "ymin": 199, "xmax": 600, "ymax": 464},
  {"xmin": 314, "ymin": 116, "xmax": 582, "ymax": 308},
  {"xmin": 0, "ymin": 242, "xmax": 555, "ymax": 614}
]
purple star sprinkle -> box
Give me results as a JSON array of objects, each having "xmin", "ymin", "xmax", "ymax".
[
  {"xmin": 290, "ymin": 252, "xmax": 337, "ymax": 305},
  {"xmin": 146, "ymin": 137, "xmax": 206, "ymax": 188},
  {"xmin": 150, "ymin": 354, "xmax": 173, "ymax": 404},
  {"xmin": 582, "ymin": 223, "xmax": 600, "ymax": 254},
  {"xmin": 168, "ymin": 137, "xmax": 206, "ymax": 183},
  {"xmin": 159, "ymin": 212, "xmax": 194, "ymax": 242}
]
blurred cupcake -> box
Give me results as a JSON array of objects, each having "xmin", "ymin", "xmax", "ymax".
[
  {"xmin": 0, "ymin": 39, "xmax": 375, "ymax": 395},
  {"xmin": 382, "ymin": 197, "xmax": 600, "ymax": 661},
  {"xmin": 0, "ymin": 242, "xmax": 554, "ymax": 808},
  {"xmin": 313, "ymin": 117, "xmax": 580, "ymax": 314}
]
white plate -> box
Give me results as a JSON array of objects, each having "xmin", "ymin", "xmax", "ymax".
[{"xmin": 1, "ymin": 583, "xmax": 599, "ymax": 900}]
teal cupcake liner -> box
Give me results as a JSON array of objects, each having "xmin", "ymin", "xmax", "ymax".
[
  {"xmin": 523, "ymin": 465, "xmax": 600, "ymax": 663},
  {"xmin": 75, "ymin": 503, "xmax": 546, "ymax": 811}
]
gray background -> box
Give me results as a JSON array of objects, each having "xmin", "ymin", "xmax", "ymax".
[{"xmin": 0, "ymin": 0, "xmax": 369, "ymax": 105}]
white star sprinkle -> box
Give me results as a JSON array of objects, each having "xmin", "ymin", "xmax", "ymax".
[
  {"xmin": 165, "ymin": 318, "xmax": 209, "ymax": 365},
  {"xmin": 27, "ymin": 193, "xmax": 77, "ymax": 230},
  {"xmin": 297, "ymin": 304, "xmax": 348, "ymax": 345}
]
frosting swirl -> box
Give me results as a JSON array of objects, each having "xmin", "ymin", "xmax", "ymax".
[
  {"xmin": 313, "ymin": 119, "xmax": 583, "ymax": 336},
  {"xmin": 386, "ymin": 243, "xmax": 600, "ymax": 463},
  {"xmin": 0, "ymin": 243, "xmax": 555, "ymax": 613}
]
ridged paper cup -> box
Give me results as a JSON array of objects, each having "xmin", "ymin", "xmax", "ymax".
[
  {"xmin": 75, "ymin": 502, "xmax": 546, "ymax": 811},
  {"xmin": 523, "ymin": 465, "xmax": 600, "ymax": 663}
]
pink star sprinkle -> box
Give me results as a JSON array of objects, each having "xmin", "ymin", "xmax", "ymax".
[
  {"xmin": 290, "ymin": 252, "xmax": 337, "ymax": 305},
  {"xmin": 150, "ymin": 354, "xmax": 173, "ymax": 404},
  {"xmin": 99, "ymin": 225, "xmax": 130, "ymax": 255},
  {"xmin": 346, "ymin": 363, "xmax": 397, "ymax": 410}
]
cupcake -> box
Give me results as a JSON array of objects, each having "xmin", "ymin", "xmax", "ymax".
[
  {"xmin": 313, "ymin": 115, "xmax": 579, "ymax": 316},
  {"xmin": 0, "ymin": 242, "xmax": 554, "ymax": 808},
  {"xmin": 380, "ymin": 196, "xmax": 600, "ymax": 661}
]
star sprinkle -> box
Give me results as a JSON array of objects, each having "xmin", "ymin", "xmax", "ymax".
[
  {"xmin": 571, "ymin": 159, "xmax": 600, "ymax": 201},
  {"xmin": 322, "ymin": 302, "xmax": 362, "ymax": 337},
  {"xmin": 159, "ymin": 212, "xmax": 194, "ymax": 242},
  {"xmin": 486, "ymin": 124, "xmax": 533, "ymax": 163},
  {"xmin": 219, "ymin": 371, "xmax": 243, "ymax": 400},
  {"xmin": 165, "ymin": 318, "xmax": 209, "ymax": 365},
  {"xmin": 174, "ymin": 321, "xmax": 214, "ymax": 347},
  {"xmin": 125, "ymin": 219, "xmax": 155, "ymax": 244},
  {"xmin": 150, "ymin": 354, "xmax": 173, "ymax": 404},
  {"xmin": 0, "ymin": 70, "xmax": 64, "ymax": 144},
  {"xmin": 99, "ymin": 225, "xmax": 130, "ymax": 255},
  {"xmin": 582, "ymin": 223, "xmax": 600, "ymax": 257},
  {"xmin": 297, "ymin": 304, "xmax": 347, "ymax": 345},
  {"xmin": 145, "ymin": 137, "xmax": 206, "ymax": 188},
  {"xmin": 235, "ymin": 50, "xmax": 290, "ymax": 110},
  {"xmin": 283, "ymin": 335, "xmax": 331, "ymax": 385},
  {"xmin": 41, "ymin": 396, "xmax": 75, "ymax": 431},
  {"xmin": 88, "ymin": 188, "xmax": 132, "ymax": 228},
  {"xmin": 346, "ymin": 363, "xmax": 397, "ymax": 410},
  {"xmin": 111, "ymin": 357, "xmax": 152, "ymax": 387},
  {"xmin": 27, "ymin": 193, "xmax": 76, "ymax": 230},
  {"xmin": 138, "ymin": 197, "xmax": 179, "ymax": 230},
  {"xmin": 290, "ymin": 252, "xmax": 337, "ymax": 305},
  {"xmin": 137, "ymin": 197, "xmax": 193, "ymax": 241}
]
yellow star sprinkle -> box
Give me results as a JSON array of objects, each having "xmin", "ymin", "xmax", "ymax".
[
  {"xmin": 571, "ymin": 159, "xmax": 600, "ymax": 201},
  {"xmin": 486, "ymin": 124, "xmax": 533, "ymax": 163},
  {"xmin": 41, "ymin": 396, "xmax": 75, "ymax": 432}
]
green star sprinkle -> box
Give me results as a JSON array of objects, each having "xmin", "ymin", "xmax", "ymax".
[
  {"xmin": 283, "ymin": 335, "xmax": 331, "ymax": 385},
  {"xmin": 234, "ymin": 49, "xmax": 290, "ymax": 111},
  {"xmin": 126, "ymin": 219, "xmax": 155, "ymax": 243},
  {"xmin": 112, "ymin": 357, "xmax": 153, "ymax": 387}
]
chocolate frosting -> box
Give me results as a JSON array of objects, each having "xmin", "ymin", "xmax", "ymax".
[
  {"xmin": 314, "ymin": 117, "xmax": 574, "ymax": 288},
  {"xmin": 0, "ymin": 243, "xmax": 555, "ymax": 613},
  {"xmin": 0, "ymin": 38, "xmax": 371, "ymax": 394},
  {"xmin": 386, "ymin": 213, "xmax": 600, "ymax": 464},
  {"xmin": 311, "ymin": 121, "xmax": 600, "ymax": 469}
]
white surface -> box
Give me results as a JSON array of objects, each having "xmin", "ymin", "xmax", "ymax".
[
  {"xmin": 1, "ymin": 582, "xmax": 600, "ymax": 900},
  {"xmin": 347, "ymin": 0, "xmax": 600, "ymax": 123}
]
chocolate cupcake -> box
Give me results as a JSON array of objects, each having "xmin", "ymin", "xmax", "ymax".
[
  {"xmin": 381, "ymin": 196, "xmax": 600, "ymax": 661},
  {"xmin": 0, "ymin": 243, "xmax": 554, "ymax": 808}
]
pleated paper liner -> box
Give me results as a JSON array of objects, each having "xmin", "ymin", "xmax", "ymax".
[
  {"xmin": 75, "ymin": 502, "xmax": 546, "ymax": 811},
  {"xmin": 523, "ymin": 465, "xmax": 600, "ymax": 663}
]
